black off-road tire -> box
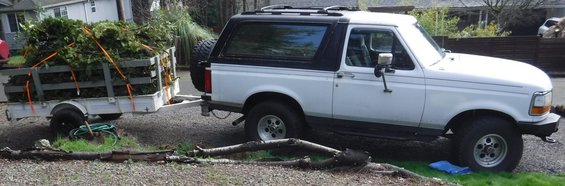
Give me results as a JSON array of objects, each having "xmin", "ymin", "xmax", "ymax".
[
  {"xmin": 99, "ymin": 113, "xmax": 122, "ymax": 121},
  {"xmin": 50, "ymin": 109, "xmax": 86, "ymax": 137},
  {"xmin": 190, "ymin": 39, "xmax": 216, "ymax": 92},
  {"xmin": 455, "ymin": 116, "xmax": 523, "ymax": 172},
  {"xmin": 245, "ymin": 101, "xmax": 304, "ymax": 141}
]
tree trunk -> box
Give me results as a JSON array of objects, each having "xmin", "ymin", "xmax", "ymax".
[
  {"xmin": 242, "ymin": 0, "xmax": 247, "ymax": 11},
  {"xmin": 132, "ymin": 0, "xmax": 152, "ymax": 24}
]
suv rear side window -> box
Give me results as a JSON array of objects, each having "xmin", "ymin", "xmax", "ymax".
[{"xmin": 223, "ymin": 23, "xmax": 327, "ymax": 61}]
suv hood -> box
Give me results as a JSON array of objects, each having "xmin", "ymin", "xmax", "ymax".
[{"xmin": 428, "ymin": 53, "xmax": 552, "ymax": 91}]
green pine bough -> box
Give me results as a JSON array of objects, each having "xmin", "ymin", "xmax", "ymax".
[{"xmin": 6, "ymin": 16, "xmax": 212, "ymax": 102}]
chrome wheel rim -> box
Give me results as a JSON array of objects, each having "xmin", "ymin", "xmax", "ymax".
[
  {"xmin": 473, "ymin": 134, "xmax": 507, "ymax": 167},
  {"xmin": 257, "ymin": 115, "xmax": 286, "ymax": 140}
]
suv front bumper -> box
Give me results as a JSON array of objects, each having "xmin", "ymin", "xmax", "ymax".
[{"xmin": 518, "ymin": 113, "xmax": 561, "ymax": 137}]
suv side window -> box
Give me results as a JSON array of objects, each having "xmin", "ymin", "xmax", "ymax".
[
  {"xmin": 346, "ymin": 29, "xmax": 415, "ymax": 70},
  {"xmin": 223, "ymin": 23, "xmax": 327, "ymax": 61}
]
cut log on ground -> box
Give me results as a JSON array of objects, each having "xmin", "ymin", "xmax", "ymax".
[{"xmin": 0, "ymin": 138, "xmax": 427, "ymax": 180}]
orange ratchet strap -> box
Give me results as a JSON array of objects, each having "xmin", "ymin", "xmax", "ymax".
[
  {"xmin": 82, "ymin": 26, "xmax": 136, "ymax": 111},
  {"xmin": 25, "ymin": 42, "xmax": 77, "ymax": 114}
]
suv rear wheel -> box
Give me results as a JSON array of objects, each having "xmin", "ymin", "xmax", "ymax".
[
  {"xmin": 455, "ymin": 116, "xmax": 523, "ymax": 172},
  {"xmin": 190, "ymin": 39, "xmax": 216, "ymax": 92},
  {"xmin": 245, "ymin": 101, "xmax": 303, "ymax": 141}
]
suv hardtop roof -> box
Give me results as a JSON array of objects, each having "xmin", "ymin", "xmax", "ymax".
[{"xmin": 238, "ymin": 5, "xmax": 417, "ymax": 27}]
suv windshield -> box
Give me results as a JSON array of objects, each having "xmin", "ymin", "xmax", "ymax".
[
  {"xmin": 545, "ymin": 20, "xmax": 558, "ymax": 27},
  {"xmin": 415, "ymin": 23, "xmax": 445, "ymax": 58},
  {"xmin": 398, "ymin": 23, "xmax": 445, "ymax": 67}
]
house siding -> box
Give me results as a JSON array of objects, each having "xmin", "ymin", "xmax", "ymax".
[
  {"xmin": 82, "ymin": 0, "xmax": 118, "ymax": 23},
  {"xmin": 41, "ymin": 0, "xmax": 122, "ymax": 23},
  {"xmin": 1, "ymin": 11, "xmax": 34, "ymax": 49},
  {"xmin": 546, "ymin": 8, "xmax": 565, "ymax": 18},
  {"xmin": 122, "ymin": 0, "xmax": 133, "ymax": 22},
  {"xmin": 42, "ymin": 3, "xmax": 87, "ymax": 21}
]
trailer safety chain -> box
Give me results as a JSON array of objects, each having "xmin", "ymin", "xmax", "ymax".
[
  {"xmin": 211, "ymin": 110, "xmax": 232, "ymax": 119},
  {"xmin": 69, "ymin": 123, "xmax": 119, "ymax": 146},
  {"xmin": 82, "ymin": 26, "xmax": 136, "ymax": 112}
]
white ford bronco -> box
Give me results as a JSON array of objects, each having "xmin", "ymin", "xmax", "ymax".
[{"xmin": 190, "ymin": 6, "xmax": 560, "ymax": 172}]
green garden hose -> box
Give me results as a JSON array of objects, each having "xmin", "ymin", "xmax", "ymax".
[{"xmin": 69, "ymin": 123, "xmax": 119, "ymax": 146}]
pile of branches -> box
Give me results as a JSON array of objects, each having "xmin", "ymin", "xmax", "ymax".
[
  {"xmin": 20, "ymin": 18, "xmax": 173, "ymax": 67},
  {"xmin": 6, "ymin": 18, "xmax": 176, "ymax": 101}
]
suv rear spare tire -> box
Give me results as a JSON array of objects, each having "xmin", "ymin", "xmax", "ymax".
[{"xmin": 190, "ymin": 39, "xmax": 216, "ymax": 92}]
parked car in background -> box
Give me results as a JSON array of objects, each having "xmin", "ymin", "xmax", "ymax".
[
  {"xmin": 0, "ymin": 39, "xmax": 9, "ymax": 68},
  {"xmin": 538, "ymin": 17, "xmax": 563, "ymax": 36}
]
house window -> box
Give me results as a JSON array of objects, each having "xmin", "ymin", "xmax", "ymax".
[
  {"xmin": 54, "ymin": 7, "xmax": 68, "ymax": 18},
  {"xmin": 7, "ymin": 13, "xmax": 25, "ymax": 32},
  {"xmin": 90, "ymin": 0, "xmax": 96, "ymax": 12}
]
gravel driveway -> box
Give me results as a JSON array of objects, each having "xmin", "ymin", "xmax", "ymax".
[{"xmin": 0, "ymin": 70, "xmax": 563, "ymax": 184}]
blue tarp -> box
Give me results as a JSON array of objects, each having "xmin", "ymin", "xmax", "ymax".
[{"xmin": 429, "ymin": 160, "xmax": 472, "ymax": 175}]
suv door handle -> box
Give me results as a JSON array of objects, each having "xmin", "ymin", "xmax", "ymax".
[{"xmin": 336, "ymin": 71, "xmax": 355, "ymax": 78}]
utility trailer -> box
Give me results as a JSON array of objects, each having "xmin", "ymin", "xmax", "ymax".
[{"xmin": 0, "ymin": 47, "xmax": 202, "ymax": 134}]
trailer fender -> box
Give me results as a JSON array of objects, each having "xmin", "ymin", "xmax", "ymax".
[{"xmin": 50, "ymin": 101, "xmax": 88, "ymax": 117}]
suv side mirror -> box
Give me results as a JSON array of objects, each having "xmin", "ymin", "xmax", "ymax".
[
  {"xmin": 374, "ymin": 53, "xmax": 393, "ymax": 77},
  {"xmin": 374, "ymin": 53, "xmax": 393, "ymax": 93},
  {"xmin": 377, "ymin": 53, "xmax": 393, "ymax": 66}
]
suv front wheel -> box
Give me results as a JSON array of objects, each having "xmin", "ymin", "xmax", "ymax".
[
  {"xmin": 455, "ymin": 116, "xmax": 523, "ymax": 172},
  {"xmin": 245, "ymin": 101, "xmax": 303, "ymax": 141}
]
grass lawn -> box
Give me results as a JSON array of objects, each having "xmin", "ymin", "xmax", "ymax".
[
  {"xmin": 8, "ymin": 55, "xmax": 24, "ymax": 66},
  {"xmin": 388, "ymin": 161, "xmax": 565, "ymax": 186},
  {"xmin": 53, "ymin": 135, "xmax": 158, "ymax": 152}
]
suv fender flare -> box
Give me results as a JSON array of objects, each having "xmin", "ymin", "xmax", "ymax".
[
  {"xmin": 445, "ymin": 109, "xmax": 516, "ymax": 134},
  {"xmin": 242, "ymin": 91, "xmax": 305, "ymax": 118}
]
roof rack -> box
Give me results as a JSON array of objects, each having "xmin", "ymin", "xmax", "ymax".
[
  {"xmin": 242, "ymin": 5, "xmax": 353, "ymax": 16},
  {"xmin": 260, "ymin": 5, "xmax": 294, "ymax": 11}
]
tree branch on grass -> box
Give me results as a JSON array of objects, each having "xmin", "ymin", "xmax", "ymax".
[
  {"xmin": 1, "ymin": 139, "xmax": 368, "ymax": 169},
  {"xmin": 0, "ymin": 138, "xmax": 435, "ymax": 180}
]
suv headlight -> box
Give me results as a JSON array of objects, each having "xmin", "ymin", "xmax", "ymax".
[{"xmin": 530, "ymin": 91, "xmax": 552, "ymax": 116}]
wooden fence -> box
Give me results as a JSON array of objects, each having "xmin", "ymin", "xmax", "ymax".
[{"xmin": 433, "ymin": 36, "xmax": 565, "ymax": 76}]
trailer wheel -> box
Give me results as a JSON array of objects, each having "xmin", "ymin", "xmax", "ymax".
[
  {"xmin": 190, "ymin": 39, "xmax": 216, "ymax": 92},
  {"xmin": 50, "ymin": 109, "xmax": 86, "ymax": 136},
  {"xmin": 245, "ymin": 101, "xmax": 303, "ymax": 141},
  {"xmin": 99, "ymin": 113, "xmax": 122, "ymax": 121}
]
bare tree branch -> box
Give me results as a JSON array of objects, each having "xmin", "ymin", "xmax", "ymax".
[
  {"xmin": 1, "ymin": 139, "xmax": 369, "ymax": 170},
  {"xmin": 481, "ymin": 0, "xmax": 544, "ymax": 30},
  {"xmin": 188, "ymin": 138, "xmax": 341, "ymax": 157}
]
